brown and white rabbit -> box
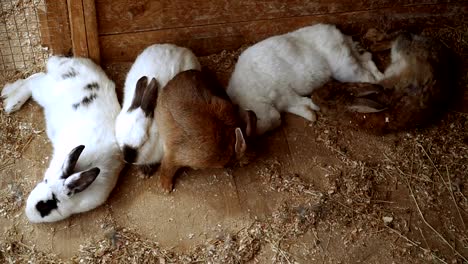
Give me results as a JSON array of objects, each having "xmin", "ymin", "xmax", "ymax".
[
  {"xmin": 155, "ymin": 69, "xmax": 256, "ymax": 192},
  {"xmin": 311, "ymin": 32, "xmax": 456, "ymax": 134}
]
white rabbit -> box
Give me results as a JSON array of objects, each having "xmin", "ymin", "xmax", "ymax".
[
  {"xmin": 114, "ymin": 43, "xmax": 201, "ymax": 167},
  {"xmin": 227, "ymin": 23, "xmax": 384, "ymax": 135},
  {"xmin": 1, "ymin": 56, "xmax": 124, "ymax": 223}
]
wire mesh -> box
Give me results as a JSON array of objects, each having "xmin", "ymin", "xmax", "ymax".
[{"xmin": 0, "ymin": 0, "xmax": 50, "ymax": 76}]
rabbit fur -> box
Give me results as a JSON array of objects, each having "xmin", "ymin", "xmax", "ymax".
[
  {"xmin": 115, "ymin": 44, "xmax": 201, "ymax": 166},
  {"xmin": 2, "ymin": 56, "xmax": 123, "ymax": 223},
  {"xmin": 227, "ymin": 23, "xmax": 383, "ymax": 135},
  {"xmin": 312, "ymin": 32, "xmax": 456, "ymax": 134},
  {"xmin": 155, "ymin": 70, "xmax": 256, "ymax": 192}
]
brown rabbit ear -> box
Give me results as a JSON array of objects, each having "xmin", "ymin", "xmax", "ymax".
[
  {"xmin": 128, "ymin": 76, "xmax": 148, "ymax": 111},
  {"xmin": 348, "ymin": 98, "xmax": 387, "ymax": 113},
  {"xmin": 141, "ymin": 78, "xmax": 159, "ymax": 117},
  {"xmin": 234, "ymin": 128, "xmax": 247, "ymax": 159},
  {"xmin": 346, "ymin": 83, "xmax": 383, "ymax": 97},
  {"xmin": 240, "ymin": 110, "xmax": 257, "ymax": 137}
]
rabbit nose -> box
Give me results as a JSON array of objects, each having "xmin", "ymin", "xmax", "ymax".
[{"xmin": 122, "ymin": 145, "xmax": 137, "ymax": 164}]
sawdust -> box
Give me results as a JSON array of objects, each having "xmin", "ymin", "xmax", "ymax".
[
  {"xmin": 198, "ymin": 44, "xmax": 250, "ymax": 86},
  {"xmin": 76, "ymin": 224, "xmax": 262, "ymax": 263},
  {"xmin": 0, "ymin": 3, "xmax": 467, "ymax": 263},
  {"xmin": 313, "ymin": 110, "xmax": 468, "ymax": 262},
  {"xmin": 0, "ymin": 227, "xmax": 63, "ymax": 263},
  {"xmin": 0, "ymin": 68, "xmax": 45, "ymax": 219},
  {"xmin": 76, "ymin": 197, "xmax": 323, "ymax": 264}
]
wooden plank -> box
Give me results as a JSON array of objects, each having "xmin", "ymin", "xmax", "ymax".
[
  {"xmin": 67, "ymin": 0, "xmax": 89, "ymax": 57},
  {"xmin": 99, "ymin": 3, "xmax": 467, "ymax": 63},
  {"xmin": 95, "ymin": 0, "xmax": 463, "ymax": 35},
  {"xmin": 66, "ymin": 0, "xmax": 100, "ymax": 62},
  {"xmin": 43, "ymin": 0, "xmax": 72, "ymax": 55},
  {"xmin": 38, "ymin": 7, "xmax": 50, "ymax": 48},
  {"xmin": 83, "ymin": 0, "xmax": 100, "ymax": 63}
]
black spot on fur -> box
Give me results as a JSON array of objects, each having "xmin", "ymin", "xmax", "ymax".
[
  {"xmin": 85, "ymin": 82, "xmax": 99, "ymax": 91},
  {"xmin": 81, "ymin": 93, "xmax": 97, "ymax": 106},
  {"xmin": 35, "ymin": 193, "xmax": 59, "ymax": 218},
  {"xmin": 122, "ymin": 145, "xmax": 138, "ymax": 164},
  {"xmin": 72, "ymin": 93, "xmax": 97, "ymax": 110},
  {"xmin": 62, "ymin": 68, "xmax": 77, "ymax": 79}
]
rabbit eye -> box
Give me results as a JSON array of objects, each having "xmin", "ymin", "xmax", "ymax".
[{"xmin": 45, "ymin": 179, "xmax": 48, "ymax": 183}]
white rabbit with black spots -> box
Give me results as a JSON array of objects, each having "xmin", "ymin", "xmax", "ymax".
[
  {"xmin": 2, "ymin": 56, "xmax": 124, "ymax": 223},
  {"xmin": 114, "ymin": 43, "xmax": 201, "ymax": 168},
  {"xmin": 227, "ymin": 23, "xmax": 383, "ymax": 135}
]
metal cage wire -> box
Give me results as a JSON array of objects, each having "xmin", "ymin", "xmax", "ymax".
[{"xmin": 0, "ymin": 0, "xmax": 50, "ymax": 75}]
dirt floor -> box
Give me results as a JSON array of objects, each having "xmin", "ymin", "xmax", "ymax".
[{"xmin": 1, "ymin": 13, "xmax": 468, "ymax": 264}]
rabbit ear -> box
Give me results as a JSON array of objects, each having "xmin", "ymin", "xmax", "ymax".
[
  {"xmin": 141, "ymin": 78, "xmax": 159, "ymax": 117},
  {"xmin": 128, "ymin": 76, "xmax": 148, "ymax": 111},
  {"xmin": 348, "ymin": 98, "xmax": 387, "ymax": 113},
  {"xmin": 234, "ymin": 128, "xmax": 247, "ymax": 159},
  {"xmin": 346, "ymin": 83, "xmax": 383, "ymax": 97},
  {"xmin": 64, "ymin": 167, "xmax": 100, "ymax": 195},
  {"xmin": 61, "ymin": 145, "xmax": 85, "ymax": 178},
  {"xmin": 240, "ymin": 109, "xmax": 257, "ymax": 137}
]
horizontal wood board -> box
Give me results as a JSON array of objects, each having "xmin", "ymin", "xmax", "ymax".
[
  {"xmin": 95, "ymin": 0, "xmax": 464, "ymax": 35},
  {"xmin": 99, "ymin": 3, "xmax": 467, "ymax": 63}
]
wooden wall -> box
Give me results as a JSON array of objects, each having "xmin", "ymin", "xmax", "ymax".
[
  {"xmin": 43, "ymin": 0, "xmax": 468, "ymax": 63},
  {"xmin": 40, "ymin": 0, "xmax": 72, "ymax": 56}
]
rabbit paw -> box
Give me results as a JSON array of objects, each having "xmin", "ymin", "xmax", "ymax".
[
  {"xmin": 360, "ymin": 51, "xmax": 372, "ymax": 62},
  {"xmin": 359, "ymin": 52, "xmax": 384, "ymax": 82},
  {"xmin": 159, "ymin": 177, "xmax": 174, "ymax": 194},
  {"xmin": 287, "ymin": 97, "xmax": 319, "ymax": 122},
  {"xmin": 1, "ymin": 79, "xmax": 31, "ymax": 113}
]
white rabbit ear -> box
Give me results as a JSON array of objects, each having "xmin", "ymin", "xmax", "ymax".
[
  {"xmin": 64, "ymin": 167, "xmax": 100, "ymax": 195},
  {"xmin": 240, "ymin": 109, "xmax": 257, "ymax": 137},
  {"xmin": 234, "ymin": 128, "xmax": 247, "ymax": 159},
  {"xmin": 140, "ymin": 78, "xmax": 159, "ymax": 117},
  {"xmin": 62, "ymin": 145, "xmax": 85, "ymax": 177},
  {"xmin": 128, "ymin": 76, "xmax": 148, "ymax": 111}
]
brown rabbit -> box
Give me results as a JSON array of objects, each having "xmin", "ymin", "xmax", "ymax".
[
  {"xmin": 312, "ymin": 32, "xmax": 456, "ymax": 134},
  {"xmin": 155, "ymin": 69, "xmax": 256, "ymax": 192}
]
